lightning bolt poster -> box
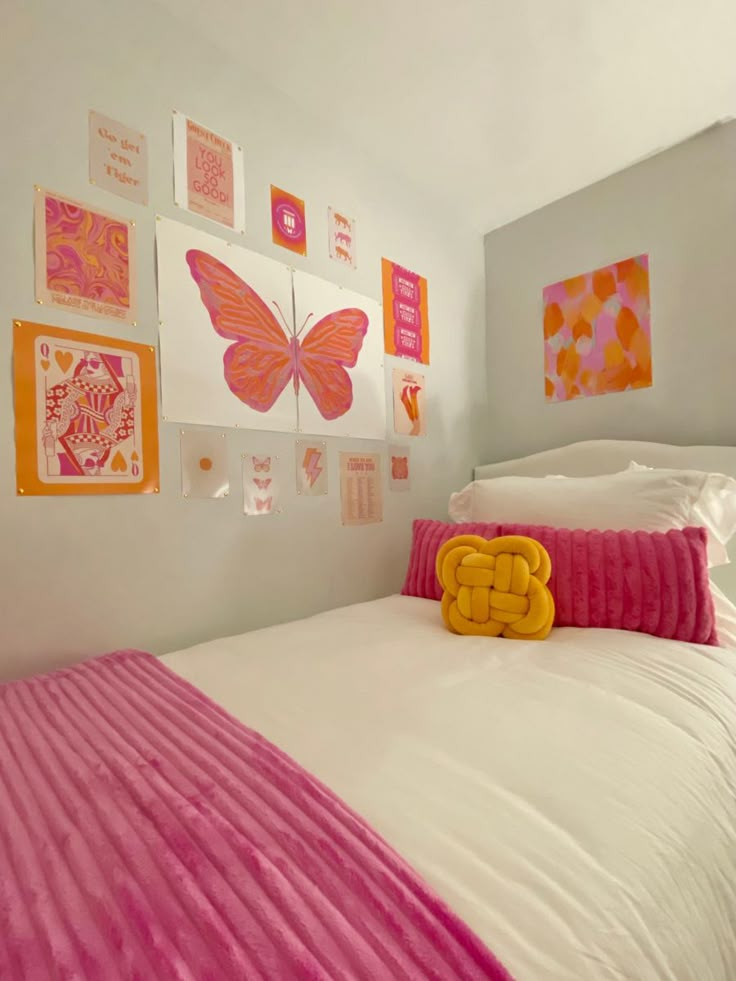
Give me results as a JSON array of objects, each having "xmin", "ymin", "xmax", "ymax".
[
  {"xmin": 296, "ymin": 441, "xmax": 328, "ymax": 496},
  {"xmin": 156, "ymin": 217, "xmax": 385, "ymax": 439}
]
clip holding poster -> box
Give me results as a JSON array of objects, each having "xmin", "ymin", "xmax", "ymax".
[
  {"xmin": 172, "ymin": 111, "xmax": 245, "ymax": 233},
  {"xmin": 13, "ymin": 319, "xmax": 159, "ymax": 496},
  {"xmin": 382, "ymin": 258, "xmax": 430, "ymax": 365}
]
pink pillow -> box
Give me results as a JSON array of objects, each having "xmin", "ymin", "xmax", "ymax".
[{"xmin": 402, "ymin": 519, "xmax": 718, "ymax": 646}]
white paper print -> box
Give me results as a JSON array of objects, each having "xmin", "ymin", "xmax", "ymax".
[
  {"xmin": 180, "ymin": 429, "xmax": 229, "ymax": 498},
  {"xmin": 388, "ymin": 444, "xmax": 410, "ymax": 492},
  {"xmin": 328, "ymin": 207, "xmax": 356, "ymax": 268},
  {"xmin": 156, "ymin": 217, "xmax": 386, "ymax": 439},
  {"xmin": 242, "ymin": 452, "xmax": 282, "ymax": 515},
  {"xmin": 295, "ymin": 440, "xmax": 328, "ymax": 496},
  {"xmin": 339, "ymin": 452, "xmax": 383, "ymax": 526}
]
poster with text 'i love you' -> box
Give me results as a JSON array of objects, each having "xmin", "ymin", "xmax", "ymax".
[
  {"xmin": 173, "ymin": 111, "xmax": 245, "ymax": 233},
  {"xmin": 339, "ymin": 452, "xmax": 382, "ymax": 526},
  {"xmin": 382, "ymin": 258, "xmax": 429, "ymax": 365}
]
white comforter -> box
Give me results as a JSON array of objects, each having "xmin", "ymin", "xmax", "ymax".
[{"xmin": 163, "ymin": 596, "xmax": 736, "ymax": 980}]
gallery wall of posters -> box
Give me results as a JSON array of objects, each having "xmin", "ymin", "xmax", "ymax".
[
  {"xmin": 156, "ymin": 217, "xmax": 385, "ymax": 439},
  {"xmin": 13, "ymin": 320, "xmax": 159, "ymax": 496},
  {"xmin": 172, "ymin": 111, "xmax": 245, "ymax": 233},
  {"xmin": 89, "ymin": 111, "xmax": 148, "ymax": 205},
  {"xmin": 339, "ymin": 452, "xmax": 382, "ymax": 526},
  {"xmin": 392, "ymin": 367, "xmax": 426, "ymax": 437},
  {"xmin": 328, "ymin": 207, "xmax": 356, "ymax": 268},
  {"xmin": 34, "ymin": 187, "xmax": 137, "ymax": 326},
  {"xmin": 543, "ymin": 254, "xmax": 652, "ymax": 402},
  {"xmin": 382, "ymin": 258, "xmax": 430, "ymax": 365},
  {"xmin": 180, "ymin": 429, "xmax": 229, "ymax": 499},
  {"xmin": 271, "ymin": 185, "xmax": 307, "ymax": 255},
  {"xmin": 242, "ymin": 452, "xmax": 281, "ymax": 515}
]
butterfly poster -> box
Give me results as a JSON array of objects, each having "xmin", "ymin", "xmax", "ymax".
[
  {"xmin": 13, "ymin": 319, "xmax": 159, "ymax": 496},
  {"xmin": 388, "ymin": 444, "xmax": 410, "ymax": 492},
  {"xmin": 242, "ymin": 452, "xmax": 281, "ymax": 515},
  {"xmin": 295, "ymin": 440, "xmax": 328, "ymax": 496},
  {"xmin": 156, "ymin": 217, "xmax": 385, "ymax": 439},
  {"xmin": 34, "ymin": 187, "xmax": 137, "ymax": 325}
]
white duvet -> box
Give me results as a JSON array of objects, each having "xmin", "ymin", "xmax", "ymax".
[{"xmin": 163, "ymin": 596, "xmax": 736, "ymax": 980}]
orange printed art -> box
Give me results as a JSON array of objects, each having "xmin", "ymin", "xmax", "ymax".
[
  {"xmin": 543, "ymin": 254, "xmax": 651, "ymax": 402},
  {"xmin": 34, "ymin": 188, "xmax": 137, "ymax": 325}
]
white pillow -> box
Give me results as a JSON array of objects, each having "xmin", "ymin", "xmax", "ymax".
[
  {"xmin": 448, "ymin": 468, "xmax": 736, "ymax": 568},
  {"xmin": 710, "ymin": 582, "xmax": 736, "ymax": 649}
]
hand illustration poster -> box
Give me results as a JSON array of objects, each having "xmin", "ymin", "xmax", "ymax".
[
  {"xmin": 543, "ymin": 254, "xmax": 652, "ymax": 402},
  {"xmin": 180, "ymin": 429, "xmax": 229, "ymax": 499},
  {"xmin": 388, "ymin": 444, "xmax": 410, "ymax": 492},
  {"xmin": 89, "ymin": 111, "xmax": 148, "ymax": 205},
  {"xmin": 156, "ymin": 217, "xmax": 385, "ymax": 438},
  {"xmin": 172, "ymin": 111, "xmax": 245, "ymax": 233},
  {"xmin": 296, "ymin": 440, "xmax": 328, "ymax": 496},
  {"xmin": 34, "ymin": 188, "xmax": 137, "ymax": 325},
  {"xmin": 339, "ymin": 452, "xmax": 382, "ymax": 526},
  {"xmin": 242, "ymin": 452, "xmax": 281, "ymax": 515},
  {"xmin": 328, "ymin": 207, "xmax": 356, "ymax": 268},
  {"xmin": 382, "ymin": 258, "xmax": 430, "ymax": 365},
  {"xmin": 271, "ymin": 185, "xmax": 307, "ymax": 255},
  {"xmin": 392, "ymin": 367, "xmax": 426, "ymax": 437},
  {"xmin": 13, "ymin": 320, "xmax": 159, "ymax": 496}
]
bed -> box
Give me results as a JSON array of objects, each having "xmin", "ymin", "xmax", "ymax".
[{"xmin": 4, "ymin": 440, "xmax": 736, "ymax": 980}]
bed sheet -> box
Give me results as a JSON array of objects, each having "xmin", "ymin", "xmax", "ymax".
[{"xmin": 163, "ymin": 596, "xmax": 736, "ymax": 980}]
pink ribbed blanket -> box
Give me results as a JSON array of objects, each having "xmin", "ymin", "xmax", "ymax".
[{"xmin": 0, "ymin": 650, "xmax": 513, "ymax": 980}]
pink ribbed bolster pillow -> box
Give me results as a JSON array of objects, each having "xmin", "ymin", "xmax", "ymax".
[{"xmin": 402, "ymin": 519, "xmax": 718, "ymax": 645}]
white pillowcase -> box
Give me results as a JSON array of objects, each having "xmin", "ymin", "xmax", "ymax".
[
  {"xmin": 710, "ymin": 582, "xmax": 736, "ymax": 649},
  {"xmin": 449, "ymin": 467, "xmax": 736, "ymax": 568}
]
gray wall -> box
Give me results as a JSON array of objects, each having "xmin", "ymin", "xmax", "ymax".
[
  {"xmin": 0, "ymin": 1, "xmax": 486, "ymax": 680},
  {"xmin": 484, "ymin": 120, "xmax": 736, "ymax": 463}
]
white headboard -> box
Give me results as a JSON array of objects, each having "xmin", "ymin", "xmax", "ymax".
[{"xmin": 474, "ymin": 439, "xmax": 736, "ymax": 602}]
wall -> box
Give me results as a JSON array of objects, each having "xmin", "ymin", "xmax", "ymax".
[
  {"xmin": 0, "ymin": 1, "xmax": 486, "ymax": 680},
  {"xmin": 483, "ymin": 120, "xmax": 736, "ymax": 463}
]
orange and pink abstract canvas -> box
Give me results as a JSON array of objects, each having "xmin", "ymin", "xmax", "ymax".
[{"xmin": 543, "ymin": 254, "xmax": 651, "ymax": 402}]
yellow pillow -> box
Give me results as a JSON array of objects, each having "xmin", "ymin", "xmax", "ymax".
[{"xmin": 436, "ymin": 534, "xmax": 555, "ymax": 640}]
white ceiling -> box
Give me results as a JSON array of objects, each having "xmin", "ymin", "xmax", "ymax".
[{"xmin": 155, "ymin": 0, "xmax": 736, "ymax": 233}]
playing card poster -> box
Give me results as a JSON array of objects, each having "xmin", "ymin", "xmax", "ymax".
[
  {"xmin": 156, "ymin": 217, "xmax": 385, "ymax": 439},
  {"xmin": 271, "ymin": 185, "xmax": 307, "ymax": 255},
  {"xmin": 382, "ymin": 258, "xmax": 430, "ymax": 365},
  {"xmin": 34, "ymin": 188, "xmax": 137, "ymax": 325},
  {"xmin": 392, "ymin": 367, "xmax": 426, "ymax": 437},
  {"xmin": 172, "ymin": 111, "xmax": 245, "ymax": 233},
  {"xmin": 296, "ymin": 440, "xmax": 328, "ymax": 496},
  {"xmin": 388, "ymin": 444, "xmax": 410, "ymax": 492},
  {"xmin": 328, "ymin": 207, "xmax": 356, "ymax": 268},
  {"xmin": 339, "ymin": 452, "xmax": 382, "ymax": 526},
  {"xmin": 89, "ymin": 110, "xmax": 148, "ymax": 205},
  {"xmin": 13, "ymin": 320, "xmax": 159, "ymax": 496},
  {"xmin": 242, "ymin": 452, "xmax": 281, "ymax": 515},
  {"xmin": 180, "ymin": 429, "xmax": 229, "ymax": 499}
]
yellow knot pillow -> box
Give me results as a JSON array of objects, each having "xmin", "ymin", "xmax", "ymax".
[{"xmin": 436, "ymin": 534, "xmax": 555, "ymax": 640}]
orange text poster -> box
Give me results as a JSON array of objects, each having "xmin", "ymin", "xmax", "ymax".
[
  {"xmin": 382, "ymin": 258, "xmax": 429, "ymax": 365},
  {"xmin": 339, "ymin": 452, "xmax": 382, "ymax": 526}
]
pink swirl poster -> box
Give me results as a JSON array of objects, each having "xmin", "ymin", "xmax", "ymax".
[{"xmin": 34, "ymin": 188, "xmax": 137, "ymax": 326}]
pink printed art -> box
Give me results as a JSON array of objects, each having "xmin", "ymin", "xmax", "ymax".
[
  {"xmin": 543, "ymin": 254, "xmax": 652, "ymax": 402},
  {"xmin": 34, "ymin": 188, "xmax": 137, "ymax": 325}
]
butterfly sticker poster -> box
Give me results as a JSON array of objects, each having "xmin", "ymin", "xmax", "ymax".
[
  {"xmin": 339, "ymin": 452, "xmax": 383, "ymax": 526},
  {"xmin": 296, "ymin": 440, "xmax": 328, "ymax": 496},
  {"xmin": 89, "ymin": 110, "xmax": 148, "ymax": 205},
  {"xmin": 172, "ymin": 111, "xmax": 245, "ymax": 233},
  {"xmin": 328, "ymin": 207, "xmax": 356, "ymax": 268},
  {"xmin": 180, "ymin": 429, "xmax": 229, "ymax": 499},
  {"xmin": 156, "ymin": 217, "xmax": 385, "ymax": 439},
  {"xmin": 242, "ymin": 453, "xmax": 281, "ymax": 515},
  {"xmin": 34, "ymin": 188, "xmax": 137, "ymax": 326},
  {"xmin": 392, "ymin": 367, "xmax": 426, "ymax": 437},
  {"xmin": 389, "ymin": 444, "xmax": 410, "ymax": 492},
  {"xmin": 382, "ymin": 258, "xmax": 430, "ymax": 365},
  {"xmin": 13, "ymin": 320, "xmax": 159, "ymax": 496},
  {"xmin": 271, "ymin": 185, "xmax": 307, "ymax": 256}
]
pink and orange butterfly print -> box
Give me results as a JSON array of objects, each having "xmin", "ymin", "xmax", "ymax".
[
  {"xmin": 253, "ymin": 477, "xmax": 272, "ymax": 490},
  {"xmin": 255, "ymin": 496, "xmax": 272, "ymax": 512},
  {"xmin": 186, "ymin": 250, "xmax": 369, "ymax": 421},
  {"xmin": 252, "ymin": 456, "xmax": 271, "ymax": 472}
]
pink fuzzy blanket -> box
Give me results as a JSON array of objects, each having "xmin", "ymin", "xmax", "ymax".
[{"xmin": 0, "ymin": 650, "xmax": 513, "ymax": 980}]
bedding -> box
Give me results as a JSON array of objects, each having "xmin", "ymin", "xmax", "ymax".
[
  {"xmin": 449, "ymin": 468, "xmax": 736, "ymax": 567},
  {"xmin": 164, "ymin": 596, "xmax": 736, "ymax": 981},
  {"xmin": 0, "ymin": 649, "xmax": 511, "ymax": 980}
]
